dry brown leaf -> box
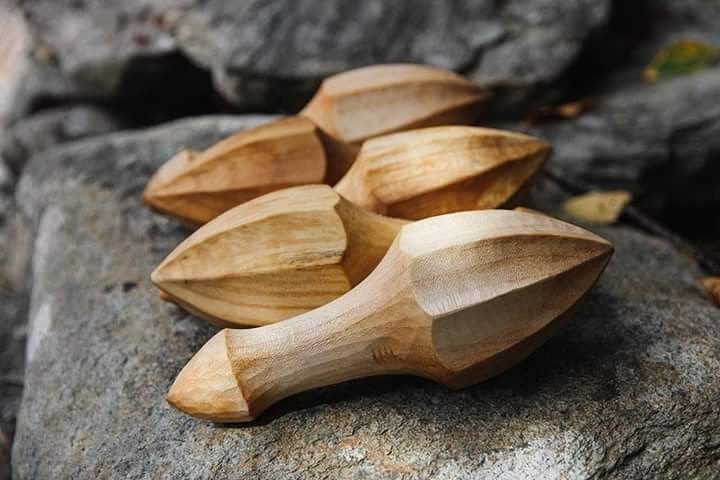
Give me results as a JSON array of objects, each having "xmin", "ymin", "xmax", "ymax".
[
  {"xmin": 525, "ymin": 98, "xmax": 592, "ymax": 124},
  {"xmin": 700, "ymin": 277, "xmax": 720, "ymax": 306},
  {"xmin": 563, "ymin": 190, "xmax": 632, "ymax": 225}
]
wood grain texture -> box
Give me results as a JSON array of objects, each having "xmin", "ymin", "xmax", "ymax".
[
  {"xmin": 143, "ymin": 116, "xmax": 327, "ymax": 226},
  {"xmin": 167, "ymin": 209, "xmax": 613, "ymax": 422},
  {"xmin": 144, "ymin": 64, "xmax": 489, "ymax": 226},
  {"xmin": 300, "ymin": 63, "xmax": 489, "ymax": 144},
  {"xmin": 151, "ymin": 185, "xmax": 406, "ymax": 327},
  {"xmin": 149, "ymin": 125, "xmax": 551, "ymax": 328},
  {"xmin": 334, "ymin": 126, "xmax": 551, "ymax": 218}
]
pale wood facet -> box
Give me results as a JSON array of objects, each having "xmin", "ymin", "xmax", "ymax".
[
  {"xmin": 152, "ymin": 185, "xmax": 406, "ymax": 327},
  {"xmin": 301, "ymin": 64, "xmax": 489, "ymax": 144},
  {"xmin": 145, "ymin": 64, "xmax": 489, "ymax": 226},
  {"xmin": 167, "ymin": 210, "xmax": 613, "ymax": 422},
  {"xmin": 334, "ymin": 126, "xmax": 551, "ymax": 218},
  {"xmin": 154, "ymin": 142, "xmax": 549, "ymax": 329},
  {"xmin": 143, "ymin": 116, "xmax": 327, "ymax": 226}
]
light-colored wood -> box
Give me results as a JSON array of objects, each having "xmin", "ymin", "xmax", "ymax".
[
  {"xmin": 334, "ymin": 126, "xmax": 550, "ymax": 218},
  {"xmin": 300, "ymin": 63, "xmax": 489, "ymax": 144},
  {"xmin": 152, "ymin": 172, "xmax": 547, "ymax": 329},
  {"xmin": 143, "ymin": 116, "xmax": 327, "ymax": 226},
  {"xmin": 149, "ymin": 117, "xmax": 550, "ymax": 330},
  {"xmin": 151, "ymin": 185, "xmax": 406, "ymax": 327},
  {"xmin": 144, "ymin": 64, "xmax": 489, "ymax": 226},
  {"xmin": 167, "ymin": 209, "xmax": 613, "ymax": 422}
]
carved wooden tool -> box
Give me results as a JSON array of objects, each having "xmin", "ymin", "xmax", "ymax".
[
  {"xmin": 153, "ymin": 124, "xmax": 549, "ymax": 329},
  {"xmin": 166, "ymin": 209, "xmax": 613, "ymax": 422},
  {"xmin": 143, "ymin": 64, "xmax": 488, "ymax": 226},
  {"xmin": 151, "ymin": 185, "xmax": 407, "ymax": 328},
  {"xmin": 334, "ymin": 126, "xmax": 550, "ymax": 219}
]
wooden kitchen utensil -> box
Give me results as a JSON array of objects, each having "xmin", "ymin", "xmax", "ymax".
[
  {"xmin": 143, "ymin": 116, "xmax": 325, "ymax": 226},
  {"xmin": 152, "ymin": 125, "xmax": 549, "ymax": 328},
  {"xmin": 143, "ymin": 64, "xmax": 488, "ymax": 226},
  {"xmin": 166, "ymin": 209, "xmax": 613, "ymax": 422},
  {"xmin": 151, "ymin": 185, "xmax": 407, "ymax": 328},
  {"xmin": 334, "ymin": 126, "xmax": 550, "ymax": 219}
]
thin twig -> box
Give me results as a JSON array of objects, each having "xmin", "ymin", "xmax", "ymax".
[{"xmin": 543, "ymin": 165, "xmax": 720, "ymax": 276}]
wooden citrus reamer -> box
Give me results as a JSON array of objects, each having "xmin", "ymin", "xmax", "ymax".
[
  {"xmin": 166, "ymin": 209, "xmax": 614, "ymax": 422},
  {"xmin": 143, "ymin": 64, "xmax": 489, "ymax": 226},
  {"xmin": 152, "ymin": 126, "xmax": 551, "ymax": 327}
]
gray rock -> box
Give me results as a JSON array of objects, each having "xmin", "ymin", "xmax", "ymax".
[
  {"xmin": 6, "ymin": 0, "xmax": 215, "ymax": 122},
  {"xmin": 0, "ymin": 276, "xmax": 26, "ymax": 480},
  {"xmin": 0, "ymin": 105, "xmax": 123, "ymax": 173},
  {"xmin": 506, "ymin": 0, "xmax": 720, "ymax": 220},
  {"xmin": 0, "ymin": 158, "xmax": 24, "ymax": 480},
  {"xmin": 13, "ymin": 0, "xmax": 184, "ymax": 96},
  {"xmin": 518, "ymin": 67, "xmax": 720, "ymax": 216},
  {"xmin": 611, "ymin": 0, "xmax": 720, "ymax": 85},
  {"xmin": 176, "ymin": 0, "xmax": 610, "ymax": 110},
  {"xmin": 11, "ymin": 116, "xmax": 720, "ymax": 479},
  {"xmin": 0, "ymin": 104, "xmax": 123, "ymax": 479},
  {"xmin": 9, "ymin": 0, "xmax": 610, "ymax": 113}
]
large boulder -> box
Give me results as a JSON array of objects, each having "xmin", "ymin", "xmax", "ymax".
[
  {"xmin": 522, "ymin": 67, "xmax": 720, "ymax": 218},
  {"xmin": 0, "ymin": 155, "xmax": 26, "ymax": 476},
  {"xmin": 9, "ymin": 0, "xmax": 610, "ymax": 113},
  {"xmin": 511, "ymin": 0, "xmax": 720, "ymax": 230},
  {"xmin": 0, "ymin": 104, "xmax": 123, "ymax": 480},
  {"xmin": 11, "ymin": 116, "xmax": 720, "ymax": 479},
  {"xmin": 175, "ymin": 0, "xmax": 610, "ymax": 110},
  {"xmin": 3, "ymin": 0, "xmax": 216, "ymax": 123},
  {"xmin": 0, "ymin": 105, "xmax": 123, "ymax": 174}
]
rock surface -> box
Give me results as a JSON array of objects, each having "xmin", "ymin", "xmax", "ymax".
[
  {"xmin": 11, "ymin": 116, "xmax": 720, "ymax": 479},
  {"xmin": 520, "ymin": 67, "xmax": 720, "ymax": 217},
  {"xmin": 4, "ymin": 0, "xmax": 217, "ymax": 123},
  {"xmin": 0, "ymin": 105, "xmax": 123, "ymax": 173},
  {"xmin": 0, "ymin": 104, "xmax": 123, "ymax": 480},
  {"xmin": 175, "ymin": 0, "xmax": 610, "ymax": 110},
  {"xmin": 9, "ymin": 0, "xmax": 610, "ymax": 113},
  {"xmin": 511, "ymin": 0, "xmax": 720, "ymax": 224}
]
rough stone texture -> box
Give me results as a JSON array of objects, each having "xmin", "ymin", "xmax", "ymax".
[
  {"xmin": 13, "ymin": 0, "xmax": 186, "ymax": 97},
  {"xmin": 0, "ymin": 104, "xmax": 123, "ymax": 480},
  {"xmin": 518, "ymin": 67, "xmax": 720, "ymax": 217},
  {"xmin": 175, "ymin": 0, "xmax": 610, "ymax": 110},
  {"xmin": 5, "ymin": 0, "xmax": 217, "ymax": 124},
  {"xmin": 0, "ymin": 154, "xmax": 25, "ymax": 480},
  {"xmin": 0, "ymin": 168, "xmax": 25, "ymax": 480},
  {"xmin": 502, "ymin": 0, "xmax": 720, "ymax": 229},
  {"xmin": 11, "ymin": 116, "xmax": 720, "ymax": 479},
  {"xmin": 0, "ymin": 105, "xmax": 123, "ymax": 174},
  {"xmin": 609, "ymin": 0, "xmax": 720, "ymax": 86},
  {"xmin": 0, "ymin": 270, "xmax": 26, "ymax": 480},
  {"xmin": 9, "ymin": 0, "xmax": 610, "ymax": 113}
]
